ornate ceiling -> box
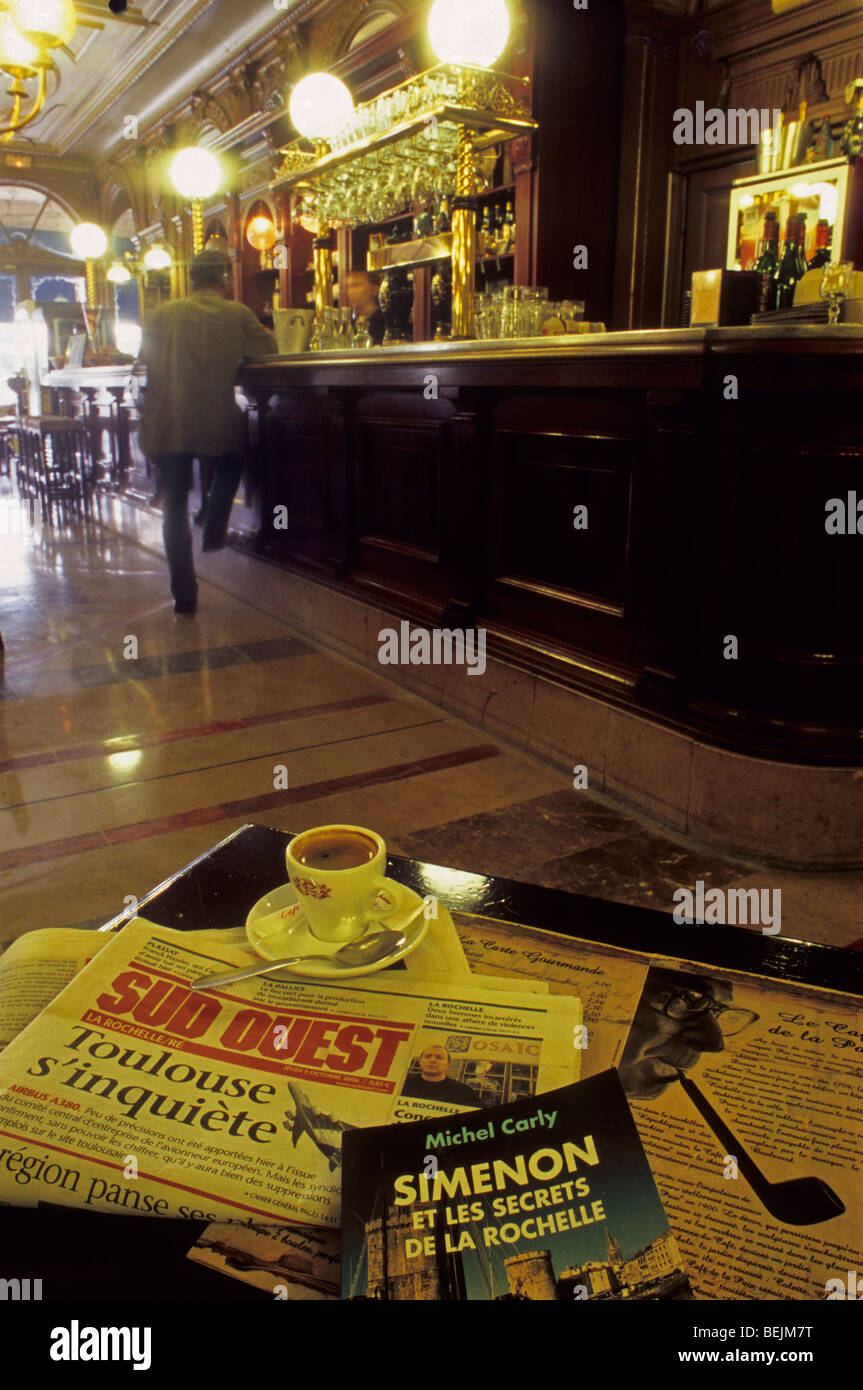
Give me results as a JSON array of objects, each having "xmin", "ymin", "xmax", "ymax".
[{"xmin": 0, "ymin": 0, "xmax": 299, "ymax": 163}]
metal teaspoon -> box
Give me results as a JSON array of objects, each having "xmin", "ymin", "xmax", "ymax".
[{"xmin": 191, "ymin": 926, "xmax": 407, "ymax": 991}]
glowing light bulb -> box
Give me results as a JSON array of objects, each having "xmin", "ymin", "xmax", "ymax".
[
  {"xmin": 247, "ymin": 215, "xmax": 277, "ymax": 252},
  {"xmin": 143, "ymin": 246, "xmax": 172, "ymax": 270},
  {"xmin": 69, "ymin": 222, "xmax": 108, "ymax": 259},
  {"xmin": 428, "ymin": 0, "xmax": 511, "ymax": 67},
  {"xmin": 10, "ymin": 0, "xmax": 76, "ymax": 49},
  {"xmin": 106, "ymin": 262, "xmax": 132, "ymax": 284},
  {"xmin": 169, "ymin": 147, "xmax": 222, "ymax": 200},
  {"xmin": 289, "ymin": 73, "xmax": 354, "ymax": 140},
  {"xmin": 0, "ymin": 15, "xmax": 39, "ymax": 72}
]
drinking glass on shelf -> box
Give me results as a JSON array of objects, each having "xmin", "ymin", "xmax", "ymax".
[
  {"xmin": 499, "ymin": 285, "xmax": 523, "ymax": 338},
  {"xmin": 335, "ymin": 307, "xmax": 353, "ymax": 349},
  {"xmin": 559, "ymin": 300, "xmax": 586, "ymax": 331},
  {"xmin": 540, "ymin": 300, "xmax": 586, "ymax": 335},
  {"xmin": 353, "ymin": 317, "xmax": 374, "ymax": 350},
  {"xmin": 819, "ymin": 261, "xmax": 854, "ymax": 325},
  {"xmin": 321, "ymin": 307, "xmax": 339, "ymax": 350},
  {"xmin": 376, "ymin": 95, "xmax": 393, "ymax": 133},
  {"xmin": 391, "ymin": 88, "xmax": 408, "ymax": 123},
  {"xmin": 474, "ymin": 292, "xmax": 493, "ymax": 339},
  {"xmin": 522, "ymin": 287, "xmax": 549, "ymax": 336},
  {"xmin": 539, "ymin": 302, "xmax": 566, "ymax": 336}
]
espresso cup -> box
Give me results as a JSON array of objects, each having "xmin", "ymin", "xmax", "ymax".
[{"xmin": 286, "ymin": 825, "xmax": 395, "ymax": 942}]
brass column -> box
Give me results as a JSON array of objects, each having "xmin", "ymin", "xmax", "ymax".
[
  {"xmin": 191, "ymin": 199, "xmax": 205, "ymax": 255},
  {"xmin": 313, "ymin": 229, "xmax": 336, "ymax": 320},
  {"xmin": 451, "ymin": 125, "xmax": 478, "ymax": 339}
]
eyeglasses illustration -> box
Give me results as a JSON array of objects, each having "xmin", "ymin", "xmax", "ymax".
[{"xmin": 654, "ymin": 988, "xmax": 759, "ymax": 1036}]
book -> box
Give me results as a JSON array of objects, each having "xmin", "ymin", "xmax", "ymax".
[{"xmin": 340, "ymin": 1069, "xmax": 693, "ymax": 1300}]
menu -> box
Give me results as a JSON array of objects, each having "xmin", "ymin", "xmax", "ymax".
[{"xmin": 454, "ymin": 913, "xmax": 863, "ymax": 1302}]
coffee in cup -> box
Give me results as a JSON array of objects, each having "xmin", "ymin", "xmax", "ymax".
[
  {"xmin": 286, "ymin": 824, "xmax": 405, "ymax": 942},
  {"xmin": 294, "ymin": 829, "xmax": 377, "ymax": 872}
]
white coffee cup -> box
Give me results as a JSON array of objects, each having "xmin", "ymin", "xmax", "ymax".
[{"xmin": 286, "ymin": 824, "xmax": 402, "ymax": 942}]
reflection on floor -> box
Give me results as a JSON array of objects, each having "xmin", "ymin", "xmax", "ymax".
[{"xmin": 1, "ymin": 499, "xmax": 861, "ymax": 953}]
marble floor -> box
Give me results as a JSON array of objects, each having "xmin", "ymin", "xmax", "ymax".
[{"xmin": 1, "ymin": 489, "xmax": 861, "ymax": 953}]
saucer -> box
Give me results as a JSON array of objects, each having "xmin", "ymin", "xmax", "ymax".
[{"xmin": 245, "ymin": 877, "xmax": 429, "ymax": 979}]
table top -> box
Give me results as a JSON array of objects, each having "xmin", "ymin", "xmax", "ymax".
[
  {"xmin": 4, "ymin": 822, "xmax": 860, "ymax": 1302},
  {"xmin": 98, "ymin": 823, "xmax": 863, "ymax": 997}
]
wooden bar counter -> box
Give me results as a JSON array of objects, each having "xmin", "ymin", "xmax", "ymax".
[{"xmin": 239, "ymin": 326, "xmax": 862, "ymax": 781}]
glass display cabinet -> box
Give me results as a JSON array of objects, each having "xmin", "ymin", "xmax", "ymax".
[
  {"xmin": 270, "ymin": 63, "xmax": 537, "ymax": 341},
  {"xmin": 727, "ymin": 156, "xmax": 863, "ymax": 271}
]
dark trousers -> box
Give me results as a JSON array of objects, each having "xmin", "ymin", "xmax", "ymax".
[{"xmin": 152, "ymin": 453, "xmax": 243, "ymax": 606}]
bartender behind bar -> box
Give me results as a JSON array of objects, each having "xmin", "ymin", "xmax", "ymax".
[{"xmin": 344, "ymin": 269, "xmax": 386, "ymax": 346}]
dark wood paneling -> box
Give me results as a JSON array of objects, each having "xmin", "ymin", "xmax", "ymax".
[
  {"xmin": 489, "ymin": 427, "xmax": 633, "ymax": 612},
  {"xmin": 259, "ymin": 392, "xmax": 346, "ymax": 577},
  {"xmin": 528, "ymin": 0, "xmax": 626, "ymax": 316},
  {"xmin": 349, "ymin": 392, "xmax": 456, "ymax": 607},
  {"xmin": 355, "ymin": 423, "xmax": 441, "ymax": 555}
]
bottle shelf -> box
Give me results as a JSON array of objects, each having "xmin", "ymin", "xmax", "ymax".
[{"xmin": 477, "ymin": 183, "xmax": 516, "ymax": 200}]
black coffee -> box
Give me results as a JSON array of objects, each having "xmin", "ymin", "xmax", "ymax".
[{"xmin": 295, "ymin": 831, "xmax": 377, "ymax": 871}]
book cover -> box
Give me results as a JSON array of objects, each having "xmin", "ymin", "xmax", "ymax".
[{"xmin": 341, "ymin": 1069, "xmax": 693, "ymax": 1300}]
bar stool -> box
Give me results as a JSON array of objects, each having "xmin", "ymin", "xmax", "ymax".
[
  {"xmin": 2, "ymin": 376, "xmax": 26, "ymax": 481},
  {"xmin": 20, "ymin": 416, "xmax": 91, "ymax": 522},
  {"xmin": 0, "ymin": 410, "xmax": 18, "ymax": 479}
]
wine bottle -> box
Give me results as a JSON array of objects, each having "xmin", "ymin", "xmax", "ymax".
[
  {"xmin": 807, "ymin": 219, "xmax": 832, "ymax": 271},
  {"xmin": 754, "ymin": 211, "xmax": 780, "ymax": 310},
  {"xmin": 504, "ymin": 199, "xmax": 516, "ymax": 251},
  {"xmin": 480, "ymin": 206, "xmax": 492, "ymax": 256},
  {"xmin": 435, "ymin": 196, "xmax": 451, "ymax": 235},
  {"xmin": 776, "ymin": 215, "xmax": 801, "ymax": 309},
  {"xmin": 794, "ymin": 213, "xmax": 808, "ymax": 281},
  {"xmin": 491, "ymin": 202, "xmax": 504, "ymax": 251}
]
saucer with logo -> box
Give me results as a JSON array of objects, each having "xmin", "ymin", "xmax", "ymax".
[{"xmin": 245, "ymin": 824, "xmax": 430, "ymax": 979}]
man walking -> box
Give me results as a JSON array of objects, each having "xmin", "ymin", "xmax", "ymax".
[{"xmin": 139, "ymin": 248, "xmax": 277, "ymax": 613}]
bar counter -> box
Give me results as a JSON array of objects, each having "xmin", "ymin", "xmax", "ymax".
[{"xmin": 239, "ymin": 326, "xmax": 863, "ymax": 775}]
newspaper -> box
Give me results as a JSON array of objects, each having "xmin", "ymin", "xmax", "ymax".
[
  {"xmin": 448, "ymin": 913, "xmax": 863, "ymax": 1301},
  {"xmin": 0, "ymin": 918, "xmax": 580, "ymax": 1231},
  {"xmin": 0, "ymin": 929, "xmax": 111, "ymax": 1051},
  {"xmin": 0, "ymin": 908, "xmax": 544, "ymax": 1058}
]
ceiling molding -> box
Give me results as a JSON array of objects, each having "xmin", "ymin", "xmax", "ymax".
[{"xmin": 44, "ymin": 0, "xmax": 221, "ymax": 157}]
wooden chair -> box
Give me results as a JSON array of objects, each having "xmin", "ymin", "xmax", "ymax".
[{"xmin": 19, "ymin": 416, "xmax": 92, "ymax": 522}]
